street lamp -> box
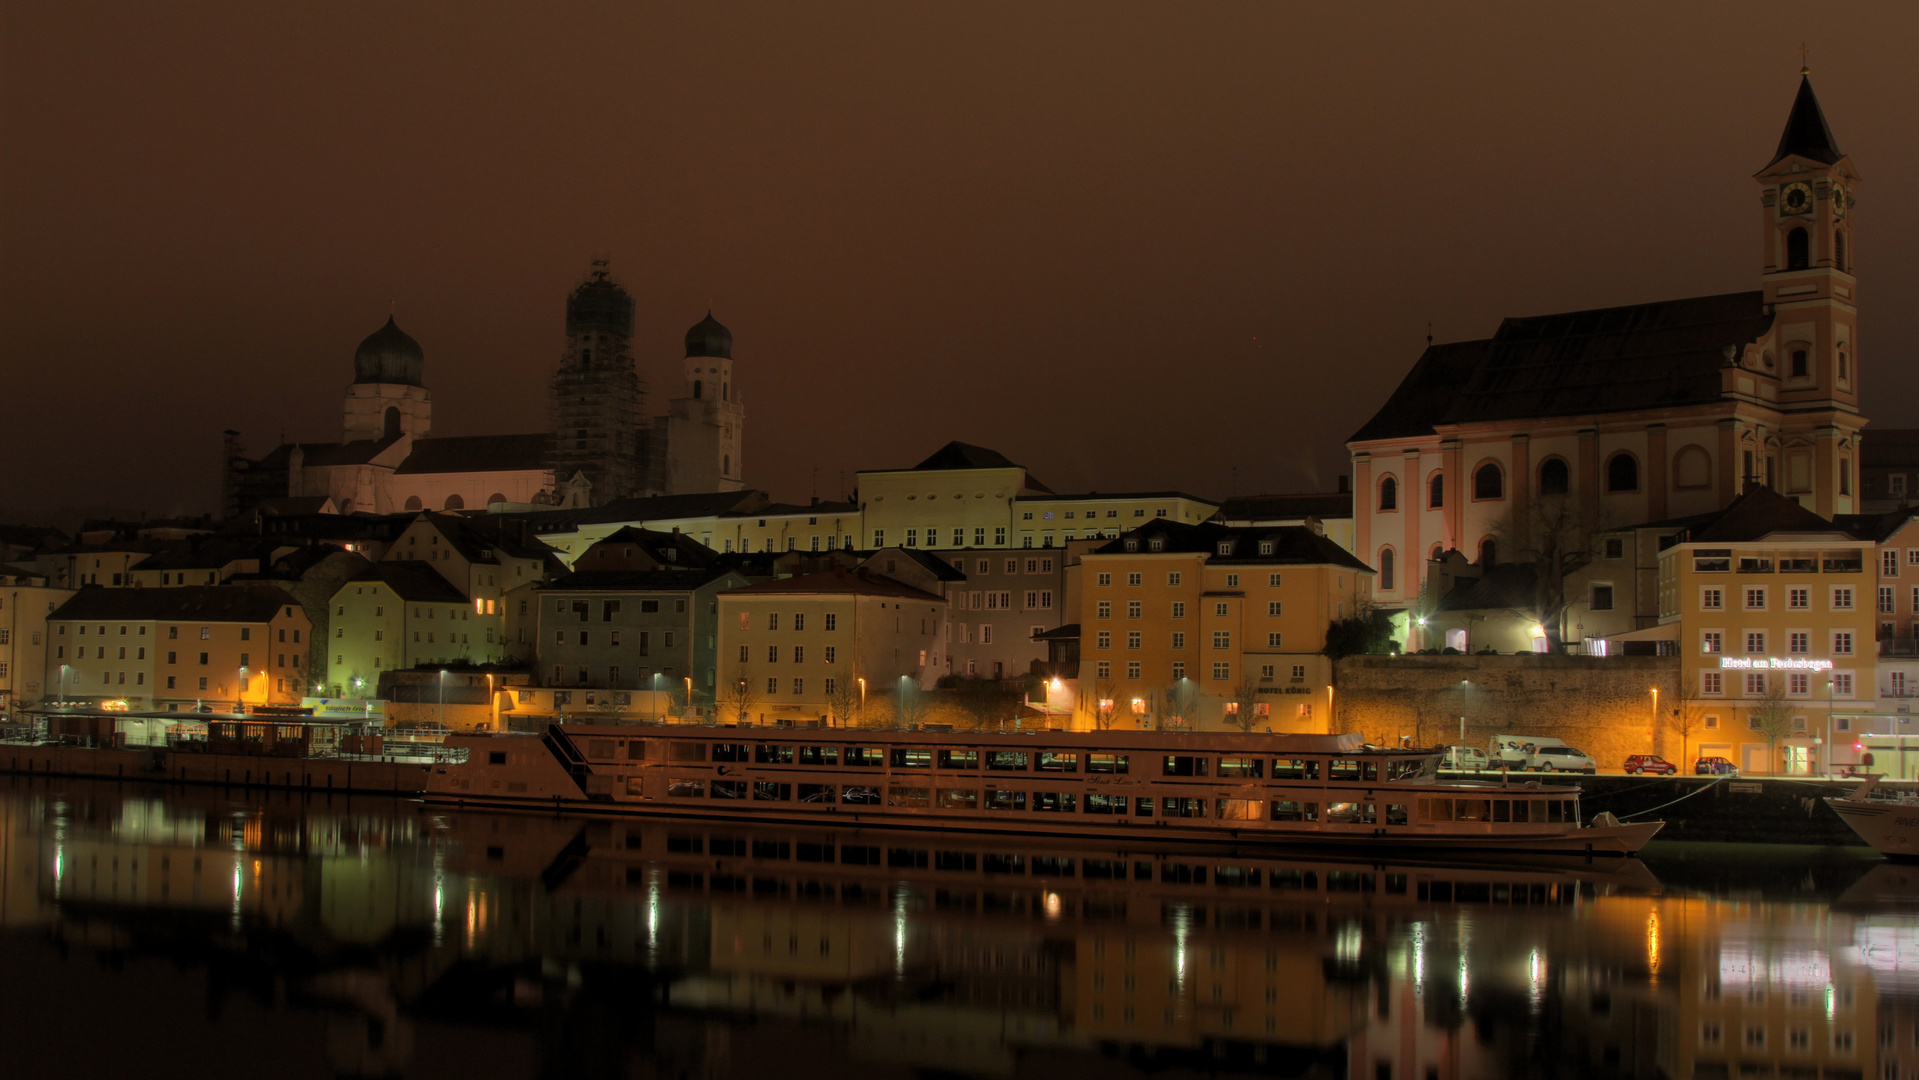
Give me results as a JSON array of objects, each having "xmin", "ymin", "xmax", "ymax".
[
  {"xmin": 1458, "ymin": 679, "xmax": 1471, "ymax": 744},
  {"xmin": 237, "ymin": 666, "xmax": 248, "ymax": 714},
  {"xmin": 857, "ymin": 677, "xmax": 866, "ymax": 727},
  {"xmin": 684, "ymin": 675, "xmax": 693, "ymax": 723},
  {"xmin": 438, "ymin": 669, "xmax": 447, "ymax": 730},
  {"xmin": 59, "ymin": 664, "xmax": 69, "ymax": 707},
  {"xmin": 1650, "ymin": 686, "xmax": 1659, "ymax": 752}
]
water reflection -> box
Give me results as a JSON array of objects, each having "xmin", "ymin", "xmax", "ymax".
[{"xmin": 0, "ymin": 777, "xmax": 1912, "ymax": 1080}]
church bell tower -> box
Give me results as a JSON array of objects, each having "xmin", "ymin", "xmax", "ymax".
[{"xmin": 1756, "ymin": 70, "xmax": 1864, "ymax": 516}]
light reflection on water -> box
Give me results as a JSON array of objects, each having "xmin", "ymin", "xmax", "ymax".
[{"xmin": 0, "ymin": 779, "xmax": 1915, "ymax": 1080}]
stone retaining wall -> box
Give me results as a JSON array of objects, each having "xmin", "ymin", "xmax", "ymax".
[{"xmin": 1334, "ymin": 653, "xmax": 1682, "ymax": 767}]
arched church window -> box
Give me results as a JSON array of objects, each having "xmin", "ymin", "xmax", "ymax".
[
  {"xmin": 1378, "ymin": 476, "xmax": 1397, "ymax": 512},
  {"xmin": 1606, "ymin": 453, "xmax": 1639, "ymax": 493},
  {"xmin": 444, "ymin": 494, "xmax": 464, "ymax": 511},
  {"xmin": 404, "ymin": 496, "xmax": 423, "ymax": 512},
  {"xmin": 1673, "ymin": 445, "xmax": 1711, "ymax": 490},
  {"xmin": 1786, "ymin": 227, "xmax": 1809, "ymax": 270},
  {"xmin": 1835, "ymin": 230, "xmax": 1846, "ymax": 272},
  {"xmin": 1429, "ymin": 543, "xmax": 1445, "ymax": 563},
  {"xmin": 1429, "ymin": 474, "xmax": 1444, "ymax": 508},
  {"xmin": 339, "ymin": 499, "xmax": 354, "ymax": 514},
  {"xmin": 383, "ymin": 406, "xmax": 401, "ymax": 439},
  {"xmin": 1791, "ymin": 348, "xmax": 1809, "ymax": 378},
  {"xmin": 723, "ymin": 382, "xmax": 730, "ymax": 401},
  {"xmin": 1478, "ymin": 537, "xmax": 1497, "ymax": 566},
  {"xmin": 1473, "ymin": 463, "xmax": 1503, "ymax": 501},
  {"xmin": 723, "ymin": 453, "xmax": 730, "ymax": 475},
  {"xmin": 1839, "ymin": 350, "xmax": 1849, "ymax": 382},
  {"xmin": 1378, "ymin": 548, "xmax": 1395, "ymax": 592},
  {"xmin": 487, "ymin": 493, "xmax": 507, "ymax": 506},
  {"xmin": 693, "ymin": 380, "xmax": 703, "ymax": 399},
  {"xmin": 1538, "ymin": 458, "xmax": 1569, "ymax": 496}
]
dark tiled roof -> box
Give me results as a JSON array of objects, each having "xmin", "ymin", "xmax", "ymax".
[
  {"xmin": 50, "ymin": 585, "xmax": 301, "ymax": 623},
  {"xmin": 1033, "ymin": 623, "xmax": 1080, "ymax": 641},
  {"xmin": 538, "ymin": 568, "xmax": 740, "ymax": 592},
  {"xmin": 1682, "ymin": 486, "xmax": 1849, "ymax": 543},
  {"xmin": 1862, "ymin": 430, "xmax": 1919, "ymax": 468},
  {"xmin": 1436, "ymin": 563, "xmax": 1542, "ymax": 613},
  {"xmin": 252, "ymin": 496, "xmax": 335, "ymax": 515},
  {"xmin": 1216, "ymin": 492, "xmax": 1353, "ymax": 521},
  {"xmin": 586, "ymin": 526, "xmax": 721, "ymax": 567},
  {"xmin": 726, "ymin": 500, "xmax": 861, "ymax": 517},
  {"xmin": 1089, "ymin": 519, "xmax": 1374, "ymax": 573},
  {"xmin": 395, "ymin": 433, "xmax": 550, "ymax": 475},
  {"xmin": 1768, "ymin": 75, "xmax": 1844, "ymax": 168},
  {"xmin": 1835, "ymin": 509, "xmax": 1919, "ymax": 543},
  {"xmin": 488, "ymin": 490, "xmax": 773, "ymax": 532},
  {"xmin": 912, "ymin": 441, "xmax": 1022, "ymax": 471},
  {"xmin": 0, "ymin": 524, "xmax": 69, "ymax": 550},
  {"xmin": 132, "ymin": 537, "xmax": 276, "ymax": 571},
  {"xmin": 354, "ymin": 561, "xmax": 468, "ymax": 603},
  {"xmin": 717, "ymin": 567, "xmax": 947, "ymax": 603},
  {"xmin": 1352, "ymin": 292, "xmax": 1771, "ymax": 443},
  {"xmin": 867, "ymin": 547, "xmax": 967, "ymax": 582}
]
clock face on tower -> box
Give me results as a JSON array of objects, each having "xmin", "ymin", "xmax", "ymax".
[
  {"xmin": 1831, "ymin": 184, "xmax": 1847, "ymax": 219},
  {"xmin": 1780, "ymin": 182, "xmax": 1813, "ymax": 216}
]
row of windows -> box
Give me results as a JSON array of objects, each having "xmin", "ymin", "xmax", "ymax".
[
  {"xmin": 555, "ymin": 630, "xmax": 675, "ymax": 650},
  {"xmin": 63, "ymin": 623, "xmax": 294, "ymax": 641},
  {"xmin": 70, "ymin": 672, "xmax": 220, "ymax": 692},
  {"xmin": 1094, "ymin": 630, "xmax": 1287, "ymax": 651},
  {"xmin": 880, "ymin": 528, "xmax": 1005, "ymax": 548},
  {"xmin": 1699, "ymin": 586, "xmax": 1857, "ymax": 610},
  {"xmin": 736, "ymin": 644, "xmax": 838, "ymax": 665},
  {"xmin": 547, "ymin": 668, "xmax": 677, "ymax": 688},
  {"xmin": 1371, "ymin": 444, "xmax": 1849, "ymax": 511},
  {"xmin": 55, "ymin": 647, "xmax": 299, "ymax": 668},
  {"xmin": 1697, "ymin": 671, "xmax": 1855, "ymax": 697},
  {"xmin": 1699, "ymin": 630, "xmax": 1856, "ymax": 655},
  {"xmin": 1096, "ymin": 571, "xmax": 1286, "ymax": 588},
  {"xmin": 1092, "ymin": 661, "xmax": 1306, "ymax": 681},
  {"xmin": 735, "ymin": 612, "xmax": 837, "ymax": 631},
  {"xmin": 1096, "ymin": 600, "xmax": 1285, "ymax": 619}
]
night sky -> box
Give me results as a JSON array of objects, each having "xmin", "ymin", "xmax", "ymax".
[{"xmin": 4, "ymin": 3, "xmax": 1917, "ymax": 526}]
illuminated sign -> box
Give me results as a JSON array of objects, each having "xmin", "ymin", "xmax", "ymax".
[{"xmin": 1717, "ymin": 657, "xmax": 1835, "ymax": 672}]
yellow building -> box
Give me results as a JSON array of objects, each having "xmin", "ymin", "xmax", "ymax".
[
  {"xmin": 1655, "ymin": 488, "xmax": 1874, "ymax": 773},
  {"xmin": 715, "ymin": 567, "xmax": 946, "ymax": 724},
  {"xmin": 0, "ymin": 567, "xmax": 74, "ymax": 717},
  {"xmin": 1076, "ymin": 521, "xmax": 1373, "ymax": 732},
  {"xmin": 45, "ymin": 586, "xmax": 312, "ymax": 710}
]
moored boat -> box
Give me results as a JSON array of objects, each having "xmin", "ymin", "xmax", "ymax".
[
  {"xmin": 1825, "ymin": 776, "xmax": 1919, "ymax": 860},
  {"xmin": 426, "ymin": 725, "xmax": 1664, "ymax": 856}
]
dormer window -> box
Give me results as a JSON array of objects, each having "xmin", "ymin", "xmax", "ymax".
[
  {"xmin": 1148, "ymin": 538, "xmax": 1163, "ymax": 552},
  {"xmin": 1125, "ymin": 539, "xmax": 1139, "ymax": 552},
  {"xmin": 1217, "ymin": 541, "xmax": 1234, "ymax": 556},
  {"xmin": 1258, "ymin": 541, "xmax": 1274, "ymax": 556}
]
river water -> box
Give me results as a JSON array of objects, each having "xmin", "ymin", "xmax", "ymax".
[{"xmin": 0, "ymin": 778, "xmax": 1913, "ymax": 1080}]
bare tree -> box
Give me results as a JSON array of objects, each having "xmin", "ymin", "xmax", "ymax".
[
  {"xmin": 826, "ymin": 675, "xmax": 861, "ymax": 728},
  {"xmin": 1488, "ymin": 493, "xmax": 1607, "ymax": 651},
  {"xmin": 718, "ymin": 668, "xmax": 760, "ymax": 726},
  {"xmin": 1222, "ymin": 678, "xmax": 1260, "ymax": 733},
  {"xmin": 1091, "ymin": 680, "xmax": 1120, "ymax": 731},
  {"xmin": 1668, "ymin": 677, "xmax": 1704, "ymax": 768},
  {"xmin": 1749, "ymin": 674, "xmax": 1794, "ymax": 775}
]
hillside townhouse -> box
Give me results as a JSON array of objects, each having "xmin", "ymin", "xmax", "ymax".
[
  {"xmin": 45, "ymin": 586, "xmax": 311, "ymax": 711},
  {"xmin": 715, "ymin": 568, "xmax": 946, "ymax": 724},
  {"xmin": 325, "ymin": 562, "xmax": 479, "ymax": 695},
  {"xmin": 1075, "ymin": 521, "xmax": 1373, "ymax": 732},
  {"xmin": 0, "ymin": 566, "xmax": 73, "ymax": 716},
  {"xmin": 1655, "ymin": 489, "xmax": 1875, "ymax": 774}
]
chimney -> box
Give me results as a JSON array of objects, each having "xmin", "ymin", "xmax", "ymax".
[{"xmin": 1336, "ymin": 475, "xmax": 1350, "ymax": 494}]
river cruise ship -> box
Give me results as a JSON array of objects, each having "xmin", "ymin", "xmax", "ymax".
[{"xmin": 428, "ymin": 726, "xmax": 1662, "ymax": 856}]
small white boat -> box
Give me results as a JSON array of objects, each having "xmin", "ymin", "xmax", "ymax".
[{"xmin": 1825, "ymin": 776, "xmax": 1919, "ymax": 860}]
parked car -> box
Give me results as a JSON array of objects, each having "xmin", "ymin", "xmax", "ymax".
[
  {"xmin": 1694, "ymin": 756, "xmax": 1739, "ymax": 776},
  {"xmin": 1623, "ymin": 754, "xmax": 1678, "ymax": 775},
  {"xmin": 1440, "ymin": 746, "xmax": 1490, "ymax": 771},
  {"xmin": 1529, "ymin": 746, "xmax": 1598, "ymax": 773}
]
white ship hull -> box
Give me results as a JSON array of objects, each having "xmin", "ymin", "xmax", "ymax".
[
  {"xmin": 1826, "ymin": 792, "xmax": 1919, "ymax": 860},
  {"xmin": 427, "ymin": 725, "xmax": 1664, "ymax": 857}
]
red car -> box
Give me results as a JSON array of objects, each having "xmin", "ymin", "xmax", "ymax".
[{"xmin": 1623, "ymin": 754, "xmax": 1678, "ymax": 775}]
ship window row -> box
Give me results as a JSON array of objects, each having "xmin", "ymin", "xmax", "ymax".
[
  {"xmin": 1421, "ymin": 797, "xmax": 1577, "ymax": 823},
  {"xmin": 629, "ymin": 741, "xmax": 1429, "ymax": 781}
]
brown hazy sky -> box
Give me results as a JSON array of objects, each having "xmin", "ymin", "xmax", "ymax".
[{"xmin": 4, "ymin": 2, "xmax": 1916, "ymax": 525}]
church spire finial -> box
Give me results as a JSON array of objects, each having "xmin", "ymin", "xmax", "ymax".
[{"xmin": 1800, "ymin": 42, "xmax": 1809, "ymax": 76}]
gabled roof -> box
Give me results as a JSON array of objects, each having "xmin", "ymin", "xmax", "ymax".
[
  {"xmin": 1835, "ymin": 508, "xmax": 1919, "ymax": 544},
  {"xmin": 489, "ymin": 490, "xmax": 773, "ymax": 532},
  {"xmin": 1352, "ymin": 292, "xmax": 1771, "ymax": 443},
  {"xmin": 1016, "ymin": 490, "xmax": 1216, "ymax": 505},
  {"xmin": 1681, "ymin": 486, "xmax": 1852, "ymax": 543},
  {"xmin": 352, "ymin": 561, "xmax": 468, "ymax": 603},
  {"xmin": 913, "ymin": 441, "xmax": 1021, "ymax": 471},
  {"xmin": 1435, "ymin": 563, "xmax": 1542, "ymax": 614},
  {"xmin": 1767, "ymin": 74, "xmax": 1844, "ymax": 168},
  {"xmin": 866, "ymin": 547, "xmax": 968, "ymax": 582},
  {"xmin": 722, "ymin": 500, "xmax": 860, "ymax": 518},
  {"xmin": 1089, "ymin": 519, "xmax": 1374, "ymax": 572},
  {"xmin": 50, "ymin": 585, "xmax": 301, "ymax": 623},
  {"xmin": 131, "ymin": 537, "xmax": 274, "ymax": 571},
  {"xmin": 394, "ymin": 433, "xmax": 549, "ymax": 475},
  {"xmin": 585, "ymin": 526, "xmax": 721, "ymax": 567},
  {"xmin": 717, "ymin": 567, "xmax": 947, "ymax": 603},
  {"xmin": 416, "ymin": 513, "xmax": 556, "ymax": 564},
  {"xmin": 537, "ymin": 568, "xmax": 741, "ymax": 593}
]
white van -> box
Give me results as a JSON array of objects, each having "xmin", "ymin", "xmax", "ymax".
[{"xmin": 1487, "ymin": 735, "xmax": 1595, "ymax": 773}]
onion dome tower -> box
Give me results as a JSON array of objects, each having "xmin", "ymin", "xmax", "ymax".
[{"xmin": 342, "ymin": 315, "xmax": 432, "ymax": 442}]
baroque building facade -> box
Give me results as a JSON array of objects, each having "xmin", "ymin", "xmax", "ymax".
[{"xmin": 1349, "ymin": 74, "xmax": 1865, "ymax": 649}]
